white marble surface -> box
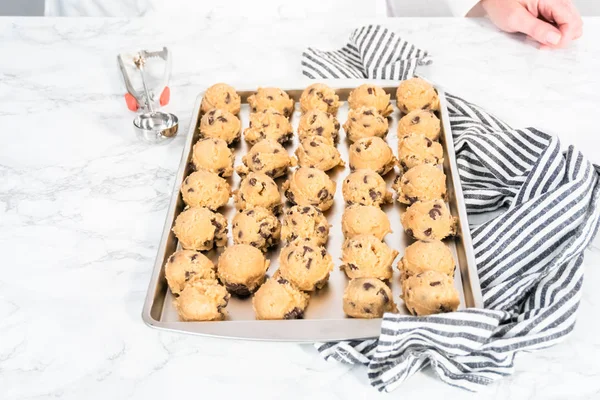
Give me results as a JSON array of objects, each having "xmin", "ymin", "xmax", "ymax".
[{"xmin": 1, "ymin": 16, "xmax": 600, "ymax": 399}]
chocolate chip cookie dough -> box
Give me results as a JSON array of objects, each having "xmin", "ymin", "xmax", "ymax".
[
  {"xmin": 396, "ymin": 77, "xmax": 440, "ymax": 114},
  {"xmin": 164, "ymin": 250, "xmax": 216, "ymax": 295},
  {"xmin": 343, "ymin": 278, "xmax": 397, "ymax": 318},
  {"xmin": 397, "ymin": 133, "xmax": 444, "ymax": 171},
  {"xmin": 232, "ymin": 207, "xmax": 281, "ymax": 252},
  {"xmin": 244, "ymin": 109, "xmax": 294, "ymax": 145},
  {"xmin": 297, "ymin": 109, "xmax": 340, "ymax": 143},
  {"xmin": 279, "ymin": 240, "xmax": 334, "ymax": 291},
  {"xmin": 191, "ymin": 138, "xmax": 234, "ymax": 177},
  {"xmin": 295, "ymin": 135, "xmax": 345, "ymax": 171},
  {"xmin": 252, "ymin": 275, "xmax": 310, "ymax": 320},
  {"xmin": 172, "ymin": 207, "xmax": 228, "ymax": 251},
  {"xmin": 348, "ymin": 84, "xmax": 393, "ymax": 117},
  {"xmin": 236, "ymin": 139, "xmax": 296, "ymax": 179},
  {"xmin": 398, "ymin": 240, "xmax": 455, "ymax": 281},
  {"xmin": 343, "ymin": 106, "xmax": 389, "ymax": 143},
  {"xmin": 397, "ymin": 110, "xmax": 441, "ymax": 141},
  {"xmin": 341, "ymin": 205, "xmax": 391, "ymax": 240},
  {"xmin": 393, "ymin": 164, "xmax": 446, "ymax": 205},
  {"xmin": 217, "ymin": 244, "xmax": 270, "ymax": 296},
  {"xmin": 234, "ymin": 172, "xmax": 282, "ymax": 215},
  {"xmin": 401, "ymin": 199, "xmax": 456, "ymax": 241},
  {"xmin": 281, "ymin": 205, "xmax": 329, "ymax": 246},
  {"xmin": 180, "ymin": 170, "xmax": 231, "ymax": 210},
  {"xmin": 199, "ymin": 108, "xmax": 241, "ymax": 145},
  {"xmin": 283, "ymin": 167, "xmax": 336, "ymax": 211},
  {"xmin": 299, "ymin": 83, "xmax": 341, "ymax": 115},
  {"xmin": 200, "ymin": 83, "xmax": 241, "ymax": 115},
  {"xmin": 174, "ymin": 279, "xmax": 230, "ymax": 321},
  {"xmin": 402, "ymin": 271, "xmax": 460, "ymax": 316},
  {"xmin": 340, "ymin": 235, "xmax": 398, "ymax": 280},
  {"xmin": 349, "ymin": 137, "xmax": 397, "ymax": 175},
  {"xmin": 342, "ymin": 169, "xmax": 392, "ymax": 207},
  {"xmin": 248, "ymin": 87, "xmax": 294, "ymax": 118}
]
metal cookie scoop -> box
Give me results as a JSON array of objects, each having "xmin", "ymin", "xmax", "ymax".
[{"xmin": 132, "ymin": 53, "xmax": 178, "ymax": 143}]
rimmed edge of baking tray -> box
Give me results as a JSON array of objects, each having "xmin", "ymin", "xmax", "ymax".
[{"xmin": 141, "ymin": 79, "xmax": 484, "ymax": 342}]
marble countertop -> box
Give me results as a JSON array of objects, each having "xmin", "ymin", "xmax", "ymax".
[{"xmin": 1, "ymin": 16, "xmax": 600, "ymax": 399}]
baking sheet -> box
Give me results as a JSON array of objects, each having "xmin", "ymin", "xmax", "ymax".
[{"xmin": 142, "ymin": 80, "xmax": 483, "ymax": 342}]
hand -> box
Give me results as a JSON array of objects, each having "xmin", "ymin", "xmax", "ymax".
[{"xmin": 481, "ymin": 0, "xmax": 583, "ymax": 48}]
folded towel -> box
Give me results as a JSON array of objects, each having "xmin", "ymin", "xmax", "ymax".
[{"xmin": 301, "ymin": 25, "xmax": 600, "ymax": 392}]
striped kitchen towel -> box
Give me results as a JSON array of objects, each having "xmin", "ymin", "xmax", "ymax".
[{"xmin": 302, "ymin": 25, "xmax": 600, "ymax": 392}]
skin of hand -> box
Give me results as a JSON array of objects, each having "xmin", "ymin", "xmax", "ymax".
[{"xmin": 481, "ymin": 0, "xmax": 583, "ymax": 48}]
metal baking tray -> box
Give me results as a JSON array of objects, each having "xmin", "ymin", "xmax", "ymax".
[{"xmin": 142, "ymin": 80, "xmax": 483, "ymax": 342}]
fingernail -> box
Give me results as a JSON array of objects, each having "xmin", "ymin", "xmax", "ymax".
[{"xmin": 546, "ymin": 31, "xmax": 561, "ymax": 45}]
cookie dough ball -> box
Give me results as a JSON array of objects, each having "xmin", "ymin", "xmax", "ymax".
[
  {"xmin": 401, "ymin": 199, "xmax": 456, "ymax": 241},
  {"xmin": 199, "ymin": 109, "xmax": 241, "ymax": 145},
  {"xmin": 181, "ymin": 170, "xmax": 231, "ymax": 210},
  {"xmin": 244, "ymin": 109, "xmax": 294, "ymax": 145},
  {"xmin": 232, "ymin": 207, "xmax": 281, "ymax": 252},
  {"xmin": 281, "ymin": 205, "xmax": 329, "ymax": 246},
  {"xmin": 343, "ymin": 278, "xmax": 397, "ymax": 318},
  {"xmin": 172, "ymin": 207, "xmax": 228, "ymax": 251},
  {"xmin": 342, "ymin": 169, "xmax": 392, "ymax": 207},
  {"xmin": 295, "ymin": 135, "xmax": 345, "ymax": 172},
  {"xmin": 342, "ymin": 205, "xmax": 391, "ymax": 240},
  {"xmin": 279, "ymin": 240, "xmax": 334, "ymax": 291},
  {"xmin": 217, "ymin": 244, "xmax": 270, "ymax": 296},
  {"xmin": 236, "ymin": 139, "xmax": 295, "ymax": 179},
  {"xmin": 234, "ymin": 172, "xmax": 282, "ymax": 215},
  {"xmin": 393, "ymin": 164, "xmax": 446, "ymax": 205},
  {"xmin": 252, "ymin": 275, "xmax": 310, "ymax": 320},
  {"xmin": 340, "ymin": 235, "xmax": 398, "ymax": 280},
  {"xmin": 398, "ymin": 240, "xmax": 455, "ymax": 281},
  {"xmin": 283, "ymin": 167, "xmax": 336, "ymax": 211},
  {"xmin": 349, "ymin": 137, "xmax": 397, "ymax": 175},
  {"xmin": 343, "ymin": 106, "xmax": 389, "ymax": 143},
  {"xmin": 299, "ymin": 83, "xmax": 341, "ymax": 115},
  {"xmin": 174, "ymin": 279, "xmax": 230, "ymax": 321},
  {"xmin": 297, "ymin": 109, "xmax": 340, "ymax": 143},
  {"xmin": 397, "ymin": 110, "xmax": 441, "ymax": 141},
  {"xmin": 191, "ymin": 138, "xmax": 234, "ymax": 177},
  {"xmin": 402, "ymin": 271, "xmax": 459, "ymax": 315},
  {"xmin": 201, "ymin": 83, "xmax": 241, "ymax": 115},
  {"xmin": 348, "ymin": 84, "xmax": 393, "ymax": 117},
  {"xmin": 396, "ymin": 77, "xmax": 440, "ymax": 114},
  {"xmin": 248, "ymin": 87, "xmax": 294, "ymax": 118},
  {"xmin": 397, "ymin": 133, "xmax": 444, "ymax": 171},
  {"xmin": 164, "ymin": 250, "xmax": 216, "ymax": 295}
]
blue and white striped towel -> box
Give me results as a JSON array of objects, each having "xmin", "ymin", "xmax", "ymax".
[{"xmin": 301, "ymin": 25, "xmax": 600, "ymax": 392}]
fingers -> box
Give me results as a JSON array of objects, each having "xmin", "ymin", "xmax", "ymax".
[
  {"xmin": 541, "ymin": 0, "xmax": 584, "ymax": 47},
  {"xmin": 507, "ymin": 5, "xmax": 563, "ymax": 45}
]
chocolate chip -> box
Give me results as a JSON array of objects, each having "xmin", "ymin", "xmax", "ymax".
[
  {"xmin": 238, "ymin": 231, "xmax": 243, "ymax": 238},
  {"xmin": 363, "ymin": 110, "xmax": 374, "ymax": 116},
  {"xmin": 266, "ymin": 95, "xmax": 274, "ymax": 101},
  {"xmin": 324, "ymin": 98, "xmax": 333, "ymax": 105},
  {"xmin": 411, "ymin": 116, "xmax": 420, "ymax": 124},
  {"xmin": 310, "ymin": 114, "xmax": 317, "ymax": 124},
  {"xmin": 302, "ymin": 245, "xmax": 314, "ymax": 256},
  {"xmin": 203, "ymin": 240, "xmax": 212, "ymax": 246},
  {"xmin": 318, "ymin": 188, "xmax": 328, "ymax": 200},
  {"xmin": 184, "ymin": 270, "xmax": 196, "ymax": 281},
  {"xmin": 250, "ymin": 241, "xmax": 260, "ymax": 247},
  {"xmin": 363, "ymin": 282, "xmax": 374, "ymax": 290},
  {"xmin": 347, "ymin": 263, "xmax": 358, "ymax": 270},
  {"xmin": 249, "ymin": 177, "xmax": 257, "ymax": 186},
  {"xmin": 309, "ymin": 88, "xmax": 314, "ymax": 94},
  {"xmin": 252, "ymin": 154, "xmax": 261, "ymax": 165},
  {"xmin": 424, "ymin": 228, "xmax": 432, "ymax": 236},
  {"xmin": 217, "ymin": 116, "xmax": 227, "ymax": 123},
  {"xmin": 369, "ymin": 189, "xmax": 379, "ymax": 201},
  {"xmin": 225, "ymin": 92, "xmax": 231, "ymax": 104},
  {"xmin": 426, "ymin": 138, "xmax": 432, "ymax": 147},
  {"xmin": 284, "ymin": 307, "xmax": 304, "ymax": 320},
  {"xmin": 350, "ymin": 301, "xmax": 356, "ymax": 307},
  {"xmin": 351, "ymin": 117, "xmax": 356, "ymax": 122},
  {"xmin": 209, "ymin": 110, "xmax": 216, "ymax": 116},
  {"xmin": 211, "ymin": 219, "xmax": 223, "ymax": 230},
  {"xmin": 302, "ymin": 206, "xmax": 311, "ymax": 213},
  {"xmin": 316, "ymin": 92, "xmax": 323, "ymax": 99},
  {"xmin": 277, "ymin": 276, "xmax": 289, "ymax": 285},
  {"xmin": 334, "ymin": 121, "xmax": 340, "ymax": 130},
  {"xmin": 406, "ymin": 196, "xmax": 418, "ymax": 204},
  {"xmin": 400, "ymin": 161, "xmax": 407, "ymax": 170},
  {"xmin": 317, "ymin": 226, "xmax": 326, "ymax": 233},
  {"xmin": 406, "ymin": 228, "xmax": 414, "ymax": 237},
  {"xmin": 306, "ymin": 258, "xmax": 313, "ymax": 269},
  {"xmin": 208, "ymin": 117, "xmax": 214, "ymax": 125},
  {"xmin": 168, "ymin": 255, "xmax": 175, "ymax": 263},
  {"xmin": 225, "ymin": 282, "xmax": 251, "ymax": 297},
  {"xmin": 285, "ymin": 189, "xmax": 295, "ymax": 203},
  {"xmin": 291, "ymin": 219, "xmax": 297, "ymax": 226},
  {"xmin": 363, "ymin": 124, "xmax": 370, "ymax": 128},
  {"xmin": 439, "ymin": 305, "xmax": 452, "ymax": 313},
  {"xmin": 433, "ymin": 203, "xmax": 442, "ymax": 209},
  {"xmin": 217, "ymin": 168, "xmax": 225, "ymax": 175},
  {"xmin": 247, "ymin": 210, "xmax": 255, "ymax": 216},
  {"xmin": 308, "ymin": 174, "xmax": 314, "ymax": 178},
  {"xmin": 377, "ymin": 288, "xmax": 389, "ymax": 303},
  {"xmin": 430, "ymin": 281, "xmax": 441, "ymax": 287},
  {"xmin": 363, "ymin": 308, "xmax": 372, "ymax": 314},
  {"xmin": 287, "ymin": 250, "xmax": 294, "ymax": 261},
  {"xmin": 187, "ymin": 188, "xmax": 194, "ymax": 193},
  {"xmin": 367, "ymin": 87, "xmax": 374, "ymax": 95},
  {"xmin": 321, "ymin": 249, "xmax": 326, "ymax": 257},
  {"xmin": 310, "ymin": 141, "xmax": 318, "ymax": 147},
  {"xmin": 429, "ymin": 208, "xmax": 442, "ymax": 220},
  {"xmin": 316, "ymin": 126, "xmax": 324, "ymax": 135},
  {"xmin": 422, "ymin": 103, "xmax": 431, "ymax": 110},
  {"xmin": 284, "ymin": 107, "xmax": 291, "ymax": 116}
]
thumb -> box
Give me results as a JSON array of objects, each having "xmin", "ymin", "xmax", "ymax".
[{"xmin": 509, "ymin": 7, "xmax": 562, "ymax": 45}]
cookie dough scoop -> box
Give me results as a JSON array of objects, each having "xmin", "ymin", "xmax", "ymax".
[
  {"xmin": 217, "ymin": 244, "xmax": 270, "ymax": 297},
  {"xmin": 343, "ymin": 278, "xmax": 397, "ymax": 318}
]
